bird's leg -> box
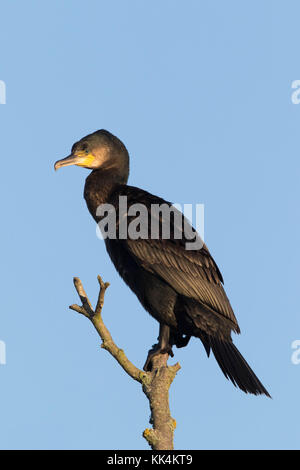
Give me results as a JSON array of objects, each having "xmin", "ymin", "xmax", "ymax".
[
  {"xmin": 143, "ymin": 324, "xmax": 174, "ymax": 371},
  {"xmin": 156, "ymin": 324, "xmax": 174, "ymax": 357}
]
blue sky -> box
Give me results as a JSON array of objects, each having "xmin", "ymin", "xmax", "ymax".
[{"xmin": 0, "ymin": 0, "xmax": 299, "ymax": 450}]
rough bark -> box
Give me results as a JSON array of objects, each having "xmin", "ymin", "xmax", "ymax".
[{"xmin": 69, "ymin": 275, "xmax": 180, "ymax": 450}]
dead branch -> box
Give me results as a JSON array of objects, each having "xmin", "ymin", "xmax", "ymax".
[{"xmin": 69, "ymin": 275, "xmax": 181, "ymax": 450}]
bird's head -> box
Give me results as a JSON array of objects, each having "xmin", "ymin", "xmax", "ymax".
[{"xmin": 54, "ymin": 129, "xmax": 129, "ymax": 181}]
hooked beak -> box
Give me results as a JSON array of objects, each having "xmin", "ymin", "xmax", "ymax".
[{"xmin": 54, "ymin": 154, "xmax": 84, "ymax": 171}]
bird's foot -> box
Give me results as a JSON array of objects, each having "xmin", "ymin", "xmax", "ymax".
[{"xmin": 143, "ymin": 344, "xmax": 174, "ymax": 371}]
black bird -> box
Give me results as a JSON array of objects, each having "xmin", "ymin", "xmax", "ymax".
[{"xmin": 55, "ymin": 129, "xmax": 270, "ymax": 397}]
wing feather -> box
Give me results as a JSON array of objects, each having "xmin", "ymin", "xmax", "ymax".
[{"xmin": 110, "ymin": 185, "xmax": 239, "ymax": 330}]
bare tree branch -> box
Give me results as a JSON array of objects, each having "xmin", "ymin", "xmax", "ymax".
[{"xmin": 69, "ymin": 275, "xmax": 181, "ymax": 450}]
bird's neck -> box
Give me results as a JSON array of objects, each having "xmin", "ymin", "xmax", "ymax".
[{"xmin": 84, "ymin": 167, "xmax": 128, "ymax": 221}]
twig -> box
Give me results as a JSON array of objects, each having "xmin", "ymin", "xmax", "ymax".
[{"xmin": 69, "ymin": 275, "xmax": 181, "ymax": 450}]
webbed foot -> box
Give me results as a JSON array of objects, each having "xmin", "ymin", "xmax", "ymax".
[
  {"xmin": 143, "ymin": 323, "xmax": 174, "ymax": 371},
  {"xmin": 143, "ymin": 344, "xmax": 174, "ymax": 371}
]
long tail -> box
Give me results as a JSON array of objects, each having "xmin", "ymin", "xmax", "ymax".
[{"xmin": 209, "ymin": 337, "xmax": 271, "ymax": 397}]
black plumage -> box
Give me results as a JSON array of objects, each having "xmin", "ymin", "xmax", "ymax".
[{"xmin": 55, "ymin": 129, "xmax": 270, "ymax": 397}]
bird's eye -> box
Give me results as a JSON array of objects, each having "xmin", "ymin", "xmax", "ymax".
[{"xmin": 85, "ymin": 149, "xmax": 90, "ymax": 154}]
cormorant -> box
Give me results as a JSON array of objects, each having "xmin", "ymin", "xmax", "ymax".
[{"xmin": 54, "ymin": 129, "xmax": 270, "ymax": 397}]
